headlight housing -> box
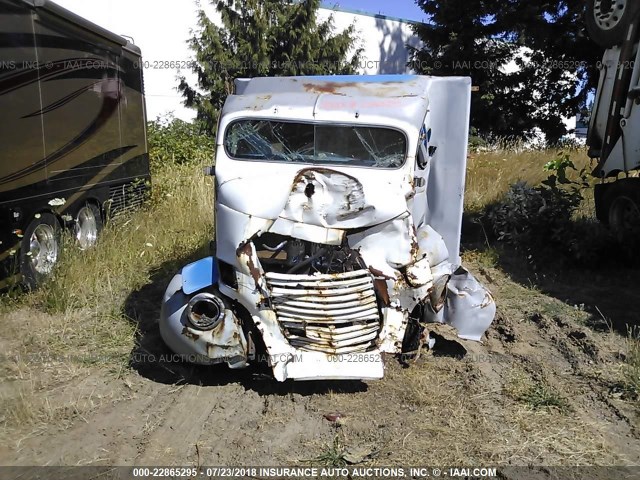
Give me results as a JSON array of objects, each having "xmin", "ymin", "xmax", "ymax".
[{"xmin": 185, "ymin": 293, "xmax": 225, "ymax": 330}]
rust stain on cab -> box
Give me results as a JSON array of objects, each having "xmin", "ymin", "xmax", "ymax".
[{"xmin": 368, "ymin": 266, "xmax": 391, "ymax": 306}]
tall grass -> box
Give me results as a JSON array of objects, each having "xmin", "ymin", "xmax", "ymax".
[
  {"xmin": 0, "ymin": 161, "xmax": 213, "ymax": 371},
  {"xmin": 0, "ymin": 118, "xmax": 217, "ymax": 436},
  {"xmin": 465, "ymin": 146, "xmax": 595, "ymax": 217},
  {"xmin": 39, "ymin": 163, "xmax": 213, "ymax": 314}
]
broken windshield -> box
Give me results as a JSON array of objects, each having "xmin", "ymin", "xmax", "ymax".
[{"xmin": 224, "ymin": 120, "xmax": 407, "ymax": 168}]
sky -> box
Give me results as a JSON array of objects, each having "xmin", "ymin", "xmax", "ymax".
[{"xmin": 323, "ymin": 0, "xmax": 427, "ymax": 23}]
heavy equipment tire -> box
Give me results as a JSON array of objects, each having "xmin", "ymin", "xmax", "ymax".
[
  {"xmin": 586, "ymin": 0, "xmax": 640, "ymax": 48},
  {"xmin": 605, "ymin": 179, "xmax": 640, "ymax": 242},
  {"xmin": 20, "ymin": 212, "xmax": 61, "ymax": 290}
]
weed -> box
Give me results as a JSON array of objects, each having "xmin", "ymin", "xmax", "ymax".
[
  {"xmin": 312, "ymin": 435, "xmax": 348, "ymax": 467},
  {"xmin": 505, "ymin": 371, "xmax": 569, "ymax": 411},
  {"xmin": 519, "ymin": 383, "xmax": 569, "ymax": 410},
  {"xmin": 622, "ymin": 328, "xmax": 640, "ymax": 401}
]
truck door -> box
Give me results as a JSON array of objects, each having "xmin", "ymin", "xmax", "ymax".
[{"xmin": 411, "ymin": 120, "xmax": 431, "ymax": 228}]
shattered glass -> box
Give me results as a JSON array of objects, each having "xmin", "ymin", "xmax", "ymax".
[{"xmin": 224, "ymin": 120, "xmax": 406, "ymax": 168}]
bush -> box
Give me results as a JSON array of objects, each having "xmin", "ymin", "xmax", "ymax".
[
  {"xmin": 468, "ymin": 127, "xmax": 488, "ymax": 150},
  {"xmin": 147, "ymin": 114, "xmax": 216, "ymax": 170},
  {"xmin": 484, "ymin": 152, "xmax": 617, "ymax": 266},
  {"xmin": 486, "ymin": 154, "xmax": 585, "ymax": 242}
]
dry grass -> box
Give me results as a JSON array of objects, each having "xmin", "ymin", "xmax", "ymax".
[
  {"xmin": 0, "ymin": 161, "xmax": 212, "ymax": 438},
  {"xmin": 37, "ymin": 162, "xmax": 213, "ymax": 315},
  {"xmin": 0, "ymin": 382, "xmax": 96, "ymax": 432},
  {"xmin": 465, "ymin": 146, "xmax": 596, "ymax": 218},
  {"xmin": 310, "ymin": 356, "xmax": 616, "ymax": 467}
]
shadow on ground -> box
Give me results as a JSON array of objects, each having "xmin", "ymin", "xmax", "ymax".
[
  {"xmin": 429, "ymin": 332, "xmax": 468, "ymax": 358},
  {"xmin": 123, "ymin": 247, "xmax": 368, "ymax": 396},
  {"xmin": 462, "ymin": 212, "xmax": 640, "ymax": 336}
]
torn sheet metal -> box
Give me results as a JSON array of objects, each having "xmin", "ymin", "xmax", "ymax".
[{"xmin": 443, "ymin": 268, "xmax": 496, "ymax": 341}]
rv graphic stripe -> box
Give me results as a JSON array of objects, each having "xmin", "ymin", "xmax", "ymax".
[{"xmin": 0, "ymin": 57, "xmax": 121, "ymax": 95}]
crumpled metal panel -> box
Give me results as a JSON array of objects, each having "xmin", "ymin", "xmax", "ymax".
[
  {"xmin": 350, "ymin": 216, "xmax": 496, "ymax": 344},
  {"xmin": 182, "ymin": 309, "xmax": 249, "ymax": 366},
  {"xmin": 347, "ymin": 213, "xmax": 416, "ymax": 275},
  {"xmin": 377, "ymin": 308, "xmax": 407, "ymax": 353},
  {"xmin": 444, "ymin": 268, "xmax": 496, "ymax": 341},
  {"xmin": 282, "ymin": 169, "xmax": 369, "ymax": 227}
]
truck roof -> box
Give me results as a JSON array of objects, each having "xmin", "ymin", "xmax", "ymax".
[
  {"xmin": 20, "ymin": 0, "xmax": 141, "ymax": 54},
  {"xmin": 235, "ymin": 75, "xmax": 431, "ymax": 97},
  {"xmin": 228, "ymin": 75, "xmax": 470, "ymax": 130}
]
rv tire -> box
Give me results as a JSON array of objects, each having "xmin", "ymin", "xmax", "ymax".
[
  {"xmin": 20, "ymin": 213, "xmax": 61, "ymax": 290},
  {"xmin": 75, "ymin": 202, "xmax": 102, "ymax": 250}
]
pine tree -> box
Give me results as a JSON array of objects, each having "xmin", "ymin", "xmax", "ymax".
[
  {"xmin": 410, "ymin": 0, "xmax": 601, "ymax": 143},
  {"xmin": 409, "ymin": 0, "xmax": 527, "ymax": 140},
  {"xmin": 495, "ymin": 0, "xmax": 601, "ymax": 143},
  {"xmin": 179, "ymin": 0, "xmax": 362, "ymax": 133}
]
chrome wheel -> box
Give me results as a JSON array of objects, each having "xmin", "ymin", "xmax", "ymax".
[
  {"xmin": 593, "ymin": 0, "xmax": 627, "ymax": 31},
  {"xmin": 29, "ymin": 224, "xmax": 59, "ymax": 275},
  {"xmin": 75, "ymin": 205, "xmax": 98, "ymax": 249}
]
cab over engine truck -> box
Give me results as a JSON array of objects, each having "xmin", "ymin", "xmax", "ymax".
[
  {"xmin": 160, "ymin": 75, "xmax": 496, "ymax": 382},
  {"xmin": 586, "ymin": 0, "xmax": 640, "ymax": 234}
]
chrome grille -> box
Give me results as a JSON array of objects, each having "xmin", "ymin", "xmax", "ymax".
[{"xmin": 264, "ymin": 270, "xmax": 382, "ymax": 354}]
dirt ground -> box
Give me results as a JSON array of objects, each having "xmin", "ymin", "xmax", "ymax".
[{"xmin": 0, "ymin": 248, "xmax": 639, "ymax": 475}]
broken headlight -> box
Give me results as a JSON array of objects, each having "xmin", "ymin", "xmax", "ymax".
[{"xmin": 185, "ymin": 293, "xmax": 225, "ymax": 330}]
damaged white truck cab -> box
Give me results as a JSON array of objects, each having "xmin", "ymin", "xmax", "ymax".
[{"xmin": 160, "ymin": 75, "xmax": 496, "ymax": 381}]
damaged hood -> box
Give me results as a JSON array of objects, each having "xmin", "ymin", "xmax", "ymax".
[{"xmin": 216, "ymin": 165, "xmax": 413, "ymax": 229}]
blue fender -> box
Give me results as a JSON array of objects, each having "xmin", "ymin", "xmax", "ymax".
[{"xmin": 181, "ymin": 256, "xmax": 219, "ymax": 294}]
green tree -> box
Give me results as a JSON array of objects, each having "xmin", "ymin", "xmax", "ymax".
[
  {"xmin": 410, "ymin": 0, "xmax": 602, "ymax": 144},
  {"xmin": 179, "ymin": 0, "xmax": 362, "ymax": 133},
  {"xmin": 409, "ymin": 0, "xmax": 529, "ymax": 140},
  {"xmin": 495, "ymin": 0, "xmax": 601, "ymax": 143}
]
